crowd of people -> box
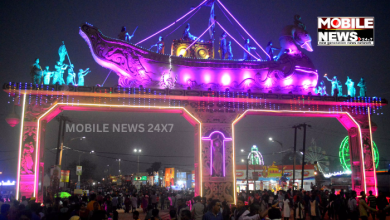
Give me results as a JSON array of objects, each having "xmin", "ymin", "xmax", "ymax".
[{"xmin": 1, "ymin": 185, "xmax": 390, "ymax": 220}]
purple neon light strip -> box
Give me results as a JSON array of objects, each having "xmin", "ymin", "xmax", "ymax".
[
  {"xmin": 202, "ymin": 131, "xmax": 232, "ymax": 177},
  {"xmin": 216, "ymin": 22, "xmax": 260, "ymax": 60},
  {"xmin": 185, "ymin": 22, "xmax": 215, "ymax": 51},
  {"xmin": 216, "ymin": 0, "xmax": 270, "ymax": 60},
  {"xmin": 135, "ymin": 0, "xmax": 208, "ymax": 45}
]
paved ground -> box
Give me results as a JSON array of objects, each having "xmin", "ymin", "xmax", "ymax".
[
  {"xmin": 117, "ymin": 207, "xmax": 386, "ymax": 220},
  {"xmin": 117, "ymin": 208, "xmax": 170, "ymax": 220}
]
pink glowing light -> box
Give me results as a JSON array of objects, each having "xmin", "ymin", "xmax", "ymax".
[
  {"xmin": 221, "ymin": 74, "xmax": 231, "ymax": 86},
  {"xmin": 216, "ymin": 22, "xmax": 260, "ymax": 60},
  {"xmin": 284, "ymin": 78, "xmax": 293, "ymax": 86},
  {"xmin": 265, "ymin": 78, "xmax": 272, "ymax": 88},
  {"xmin": 302, "ymin": 80, "xmax": 311, "ymax": 90},
  {"xmin": 216, "ymin": 0, "xmax": 270, "ymax": 60},
  {"xmin": 202, "ymin": 131, "xmax": 232, "ymax": 177},
  {"xmin": 204, "ymin": 74, "xmax": 211, "ymax": 83},
  {"xmin": 300, "ymin": 40, "xmax": 313, "ymax": 52},
  {"xmin": 295, "ymin": 68, "xmax": 318, "ymax": 74},
  {"xmin": 185, "ymin": 22, "xmax": 215, "ymax": 51},
  {"xmin": 135, "ymin": 0, "xmax": 209, "ymax": 45}
]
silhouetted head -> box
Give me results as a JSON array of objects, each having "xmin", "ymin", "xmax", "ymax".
[
  {"xmin": 246, "ymin": 39, "xmax": 250, "ymax": 44},
  {"xmin": 159, "ymin": 36, "xmax": 163, "ymax": 41},
  {"xmin": 186, "ymin": 23, "xmax": 190, "ymax": 30},
  {"xmin": 267, "ymin": 41, "xmax": 272, "ymax": 46},
  {"xmin": 121, "ymin": 26, "xmax": 126, "ymax": 32}
]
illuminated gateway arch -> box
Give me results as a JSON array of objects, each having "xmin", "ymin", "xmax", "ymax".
[{"xmin": 3, "ymin": 0, "xmax": 386, "ymax": 203}]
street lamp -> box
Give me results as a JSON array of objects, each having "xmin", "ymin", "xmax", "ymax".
[
  {"xmin": 116, "ymin": 159, "xmax": 121, "ymax": 175},
  {"xmin": 134, "ymin": 149, "xmax": 142, "ymax": 174},
  {"xmin": 269, "ymin": 137, "xmax": 283, "ymax": 149}
]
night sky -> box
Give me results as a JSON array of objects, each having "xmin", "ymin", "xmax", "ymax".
[{"xmin": 0, "ymin": 0, "xmax": 389, "ymax": 181}]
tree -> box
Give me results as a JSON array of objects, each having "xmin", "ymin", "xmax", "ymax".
[
  {"xmin": 146, "ymin": 162, "xmax": 161, "ymax": 175},
  {"xmin": 67, "ymin": 159, "xmax": 97, "ymax": 182}
]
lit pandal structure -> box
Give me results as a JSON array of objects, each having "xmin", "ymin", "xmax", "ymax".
[{"xmin": 3, "ymin": 0, "xmax": 387, "ymax": 203}]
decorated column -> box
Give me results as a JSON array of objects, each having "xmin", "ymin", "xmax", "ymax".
[
  {"xmin": 201, "ymin": 123, "xmax": 234, "ymax": 203},
  {"xmin": 349, "ymin": 113, "xmax": 378, "ymax": 195},
  {"xmin": 19, "ymin": 121, "xmax": 38, "ymax": 199}
]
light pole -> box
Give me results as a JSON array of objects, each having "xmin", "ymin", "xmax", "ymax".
[
  {"xmin": 116, "ymin": 159, "xmax": 121, "ymax": 175},
  {"xmin": 75, "ymin": 150, "xmax": 93, "ymax": 189},
  {"xmin": 134, "ymin": 149, "xmax": 142, "ymax": 174},
  {"xmin": 269, "ymin": 137, "xmax": 283, "ymax": 149}
]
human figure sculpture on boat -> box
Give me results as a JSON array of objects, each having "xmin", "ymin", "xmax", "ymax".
[
  {"xmin": 67, "ymin": 64, "xmax": 76, "ymax": 85},
  {"xmin": 183, "ymin": 23, "xmax": 197, "ymax": 41},
  {"xmin": 227, "ymin": 41, "xmax": 233, "ymax": 60},
  {"xmin": 219, "ymin": 32, "xmax": 228, "ymax": 59},
  {"xmin": 30, "ymin": 58, "xmax": 42, "ymax": 84},
  {"xmin": 150, "ymin": 36, "xmax": 164, "ymax": 54},
  {"xmin": 78, "ymin": 68, "xmax": 90, "ymax": 86},
  {"xmin": 118, "ymin": 26, "xmax": 134, "ymax": 42},
  {"xmin": 337, "ymin": 80, "xmax": 343, "ymax": 97},
  {"xmin": 324, "ymin": 74, "xmax": 338, "ymax": 96},
  {"xmin": 316, "ymin": 81, "xmax": 327, "ymax": 96},
  {"xmin": 345, "ymin": 76, "xmax": 356, "ymax": 97},
  {"xmin": 43, "ymin": 66, "xmax": 53, "ymax": 85},
  {"xmin": 53, "ymin": 61, "xmax": 68, "ymax": 85},
  {"xmin": 266, "ymin": 41, "xmax": 278, "ymax": 61},
  {"xmin": 277, "ymin": 15, "xmax": 313, "ymax": 59},
  {"xmin": 357, "ymin": 77, "xmax": 367, "ymax": 97},
  {"xmin": 243, "ymin": 39, "xmax": 256, "ymax": 60}
]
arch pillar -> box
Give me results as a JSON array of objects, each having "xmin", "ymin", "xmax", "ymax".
[
  {"xmin": 201, "ymin": 123, "xmax": 235, "ymax": 203},
  {"xmin": 349, "ymin": 113, "xmax": 378, "ymax": 195}
]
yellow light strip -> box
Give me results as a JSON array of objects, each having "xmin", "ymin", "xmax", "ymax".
[
  {"xmin": 16, "ymin": 94, "xmax": 26, "ymax": 200},
  {"xmin": 33, "ymin": 102, "xmax": 202, "ymax": 198},
  {"xmin": 367, "ymin": 107, "xmax": 378, "ymax": 196}
]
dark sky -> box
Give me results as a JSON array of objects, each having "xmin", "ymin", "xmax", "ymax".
[{"xmin": 0, "ymin": 0, "xmax": 390, "ymax": 181}]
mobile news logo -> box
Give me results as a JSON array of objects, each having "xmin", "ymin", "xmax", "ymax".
[{"xmin": 317, "ymin": 17, "xmax": 374, "ymax": 46}]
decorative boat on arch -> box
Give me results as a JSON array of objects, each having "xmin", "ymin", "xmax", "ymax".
[{"xmin": 79, "ymin": 2, "xmax": 318, "ymax": 95}]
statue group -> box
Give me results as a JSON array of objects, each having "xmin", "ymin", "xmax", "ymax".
[
  {"xmin": 316, "ymin": 74, "xmax": 367, "ymax": 97},
  {"xmin": 29, "ymin": 43, "xmax": 90, "ymax": 86}
]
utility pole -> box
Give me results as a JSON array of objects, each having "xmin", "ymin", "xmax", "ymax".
[
  {"xmin": 292, "ymin": 125, "xmax": 300, "ymax": 196},
  {"xmin": 246, "ymin": 158, "xmax": 249, "ymax": 193},
  {"xmin": 299, "ymin": 123, "xmax": 311, "ymax": 190}
]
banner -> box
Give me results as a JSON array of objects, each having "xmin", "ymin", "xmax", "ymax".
[
  {"xmin": 50, "ymin": 165, "xmax": 61, "ymax": 187},
  {"xmin": 60, "ymin": 170, "xmax": 70, "ymax": 182},
  {"xmin": 76, "ymin": 166, "xmax": 82, "ymax": 176}
]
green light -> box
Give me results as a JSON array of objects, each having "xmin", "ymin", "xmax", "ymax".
[
  {"xmin": 55, "ymin": 192, "xmax": 71, "ymax": 198},
  {"xmin": 339, "ymin": 136, "xmax": 379, "ymax": 171}
]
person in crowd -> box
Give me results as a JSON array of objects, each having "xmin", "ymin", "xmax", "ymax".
[
  {"xmin": 182, "ymin": 24, "xmax": 197, "ymax": 41},
  {"xmin": 221, "ymin": 201, "xmax": 230, "ymax": 220},
  {"xmin": 87, "ymin": 194, "xmax": 100, "ymax": 211},
  {"xmin": 348, "ymin": 191, "xmax": 359, "ymax": 220},
  {"xmin": 234, "ymin": 197, "xmax": 249, "ymax": 220},
  {"xmin": 177, "ymin": 199, "xmax": 190, "ymax": 220},
  {"xmin": 160, "ymin": 193, "xmax": 166, "ymax": 210},
  {"xmin": 133, "ymin": 211, "xmax": 140, "ymax": 220},
  {"xmin": 151, "ymin": 192, "xmax": 158, "ymax": 210},
  {"xmin": 170, "ymin": 210, "xmax": 177, "ymax": 220},
  {"xmin": 282, "ymin": 195, "xmax": 291, "ymax": 220},
  {"xmin": 191, "ymin": 196, "xmax": 204, "ymax": 220},
  {"xmin": 294, "ymin": 195, "xmax": 305, "ymax": 220},
  {"xmin": 131, "ymin": 194, "xmax": 138, "ymax": 213},
  {"xmin": 359, "ymin": 191, "xmax": 377, "ymax": 220},
  {"xmin": 180, "ymin": 210, "xmax": 192, "ymax": 220},
  {"xmin": 125, "ymin": 195, "xmax": 131, "ymax": 213},
  {"xmin": 202, "ymin": 200, "xmax": 223, "ymax": 220},
  {"xmin": 144, "ymin": 205, "xmax": 153, "ymax": 220},
  {"xmin": 0, "ymin": 204, "xmax": 10, "ymax": 220},
  {"xmin": 367, "ymin": 190, "xmax": 377, "ymax": 220},
  {"xmin": 309, "ymin": 194, "xmax": 321, "ymax": 220},
  {"xmin": 88, "ymin": 201, "xmax": 106, "ymax": 220},
  {"xmin": 149, "ymin": 209, "xmax": 160, "ymax": 220}
]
